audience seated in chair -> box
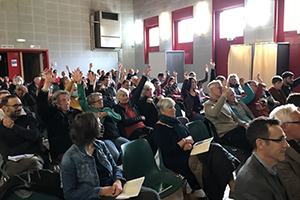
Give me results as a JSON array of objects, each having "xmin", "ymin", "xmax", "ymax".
[
  {"xmin": 270, "ymin": 104, "xmax": 300, "ymax": 200},
  {"xmin": 0, "ymin": 95, "xmax": 43, "ymax": 177},
  {"xmin": 60, "ymin": 112, "xmax": 160, "ymax": 200},
  {"xmin": 204, "ymin": 80, "xmax": 252, "ymax": 152},
  {"xmin": 153, "ymin": 98, "xmax": 239, "ymax": 199},
  {"xmin": 235, "ymin": 117, "xmax": 291, "ymax": 200}
]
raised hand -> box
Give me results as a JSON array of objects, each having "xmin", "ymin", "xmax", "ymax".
[
  {"xmin": 239, "ymin": 77, "xmax": 245, "ymax": 87},
  {"xmin": 222, "ymin": 85, "xmax": 230, "ymax": 97},
  {"xmin": 173, "ymin": 71, "xmax": 177, "ymax": 77},
  {"xmin": 121, "ymin": 66, "xmax": 127, "ymax": 75},
  {"xmin": 184, "ymin": 71, "xmax": 188, "ymax": 79},
  {"xmin": 209, "ymin": 59, "xmax": 215, "ymax": 69},
  {"xmin": 257, "ymin": 73, "xmax": 263, "ymax": 83},
  {"xmin": 43, "ymin": 68, "xmax": 56, "ymax": 84},
  {"xmin": 145, "ymin": 65, "xmax": 151, "ymax": 76},
  {"xmin": 71, "ymin": 67, "xmax": 83, "ymax": 83},
  {"xmin": 205, "ymin": 64, "xmax": 209, "ymax": 72},
  {"xmin": 89, "ymin": 63, "xmax": 93, "ymax": 70},
  {"xmin": 87, "ymin": 71, "xmax": 94, "ymax": 82},
  {"xmin": 135, "ymin": 69, "xmax": 139, "ymax": 74},
  {"xmin": 166, "ymin": 70, "xmax": 170, "ymax": 76},
  {"xmin": 66, "ymin": 65, "xmax": 70, "ymax": 72},
  {"xmin": 117, "ymin": 62, "xmax": 122, "ymax": 71}
]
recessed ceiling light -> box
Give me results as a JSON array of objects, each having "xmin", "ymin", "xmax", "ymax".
[{"xmin": 16, "ymin": 38, "xmax": 26, "ymax": 42}]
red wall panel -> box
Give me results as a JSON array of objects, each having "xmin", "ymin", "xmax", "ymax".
[
  {"xmin": 144, "ymin": 16, "xmax": 159, "ymax": 64},
  {"xmin": 172, "ymin": 6, "xmax": 193, "ymax": 64},
  {"xmin": 7, "ymin": 52, "xmax": 21, "ymax": 80}
]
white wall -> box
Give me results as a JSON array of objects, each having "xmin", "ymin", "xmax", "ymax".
[{"xmin": 0, "ymin": 0, "xmax": 135, "ymax": 74}]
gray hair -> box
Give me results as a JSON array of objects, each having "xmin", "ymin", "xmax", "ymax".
[
  {"xmin": 227, "ymin": 73, "xmax": 240, "ymax": 84},
  {"xmin": 269, "ymin": 104, "xmax": 298, "ymax": 124},
  {"xmin": 87, "ymin": 92, "xmax": 102, "ymax": 105},
  {"xmin": 116, "ymin": 88, "xmax": 129, "ymax": 102},
  {"xmin": 52, "ymin": 90, "xmax": 70, "ymax": 105},
  {"xmin": 141, "ymin": 81, "xmax": 155, "ymax": 97},
  {"xmin": 0, "ymin": 90, "xmax": 11, "ymax": 96},
  {"xmin": 156, "ymin": 97, "xmax": 175, "ymax": 115},
  {"xmin": 207, "ymin": 80, "xmax": 222, "ymax": 90}
]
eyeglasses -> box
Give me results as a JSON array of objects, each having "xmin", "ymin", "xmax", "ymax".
[
  {"xmin": 259, "ymin": 136, "xmax": 287, "ymax": 143},
  {"xmin": 286, "ymin": 121, "xmax": 300, "ymax": 124},
  {"xmin": 94, "ymin": 99, "xmax": 103, "ymax": 104},
  {"xmin": 214, "ymin": 86, "xmax": 223, "ymax": 90},
  {"xmin": 5, "ymin": 104, "xmax": 23, "ymax": 109}
]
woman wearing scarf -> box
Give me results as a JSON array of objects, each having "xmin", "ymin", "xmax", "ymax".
[{"xmin": 153, "ymin": 98, "xmax": 240, "ymax": 200}]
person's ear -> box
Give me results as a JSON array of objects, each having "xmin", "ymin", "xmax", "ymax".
[{"xmin": 256, "ymin": 138, "xmax": 265, "ymax": 149}]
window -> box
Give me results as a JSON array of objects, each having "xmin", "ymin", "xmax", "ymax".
[
  {"xmin": 178, "ymin": 18, "xmax": 194, "ymax": 43},
  {"xmin": 149, "ymin": 27, "xmax": 159, "ymax": 47},
  {"xmin": 220, "ymin": 7, "xmax": 245, "ymax": 39},
  {"xmin": 144, "ymin": 16, "xmax": 159, "ymax": 64},
  {"xmin": 172, "ymin": 6, "xmax": 193, "ymax": 64},
  {"xmin": 284, "ymin": 0, "xmax": 300, "ymax": 32}
]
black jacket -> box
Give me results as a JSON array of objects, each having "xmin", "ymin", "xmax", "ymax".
[
  {"xmin": 137, "ymin": 96, "xmax": 158, "ymax": 127},
  {"xmin": 37, "ymin": 90, "xmax": 82, "ymax": 159}
]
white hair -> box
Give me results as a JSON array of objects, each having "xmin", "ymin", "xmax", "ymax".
[
  {"xmin": 116, "ymin": 88, "xmax": 129, "ymax": 102},
  {"xmin": 269, "ymin": 104, "xmax": 298, "ymax": 123},
  {"xmin": 156, "ymin": 97, "xmax": 175, "ymax": 115},
  {"xmin": 141, "ymin": 81, "xmax": 155, "ymax": 97},
  {"xmin": 227, "ymin": 73, "xmax": 240, "ymax": 85},
  {"xmin": 207, "ymin": 80, "xmax": 222, "ymax": 90}
]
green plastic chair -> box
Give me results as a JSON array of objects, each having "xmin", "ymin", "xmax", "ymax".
[
  {"xmin": 121, "ymin": 139, "xmax": 184, "ymax": 198},
  {"xmin": 186, "ymin": 120, "xmax": 212, "ymax": 142}
]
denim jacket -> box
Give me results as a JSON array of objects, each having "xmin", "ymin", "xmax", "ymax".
[{"xmin": 61, "ymin": 140, "xmax": 126, "ymax": 200}]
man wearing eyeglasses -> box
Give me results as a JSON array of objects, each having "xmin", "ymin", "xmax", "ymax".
[
  {"xmin": 235, "ymin": 117, "xmax": 291, "ymax": 200},
  {"xmin": 270, "ymin": 104, "xmax": 300, "ymax": 200},
  {"xmin": 0, "ymin": 95, "xmax": 43, "ymax": 176}
]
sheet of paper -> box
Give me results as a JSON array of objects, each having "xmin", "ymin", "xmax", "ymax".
[
  {"xmin": 116, "ymin": 177, "xmax": 145, "ymax": 199},
  {"xmin": 8, "ymin": 154, "xmax": 34, "ymax": 162},
  {"xmin": 190, "ymin": 137, "xmax": 213, "ymax": 155}
]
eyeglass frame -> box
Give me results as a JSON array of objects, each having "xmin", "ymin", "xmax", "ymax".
[
  {"xmin": 259, "ymin": 136, "xmax": 287, "ymax": 143},
  {"xmin": 285, "ymin": 121, "xmax": 300, "ymax": 125},
  {"xmin": 4, "ymin": 104, "xmax": 23, "ymax": 109}
]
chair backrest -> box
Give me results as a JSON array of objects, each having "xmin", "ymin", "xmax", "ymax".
[
  {"xmin": 202, "ymin": 117, "xmax": 223, "ymax": 144},
  {"xmin": 121, "ymin": 139, "xmax": 160, "ymax": 181},
  {"xmin": 186, "ymin": 120, "xmax": 211, "ymax": 142},
  {"xmin": 177, "ymin": 116, "xmax": 189, "ymax": 126}
]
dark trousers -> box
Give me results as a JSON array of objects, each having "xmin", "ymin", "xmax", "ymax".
[
  {"xmin": 129, "ymin": 127, "xmax": 158, "ymax": 155},
  {"xmin": 221, "ymin": 126, "xmax": 252, "ymax": 152},
  {"xmin": 101, "ymin": 186, "xmax": 160, "ymax": 200}
]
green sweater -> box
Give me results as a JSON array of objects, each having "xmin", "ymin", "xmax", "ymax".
[{"xmin": 77, "ymin": 83, "xmax": 121, "ymax": 124}]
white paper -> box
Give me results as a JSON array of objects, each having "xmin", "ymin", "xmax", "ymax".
[
  {"xmin": 190, "ymin": 137, "xmax": 213, "ymax": 155},
  {"xmin": 8, "ymin": 154, "xmax": 34, "ymax": 162},
  {"xmin": 116, "ymin": 177, "xmax": 145, "ymax": 199}
]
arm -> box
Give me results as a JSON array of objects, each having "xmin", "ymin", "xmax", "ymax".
[
  {"xmin": 114, "ymin": 105, "xmax": 144, "ymax": 127},
  {"xmin": 198, "ymin": 65, "xmax": 209, "ymax": 84},
  {"xmin": 23, "ymin": 92, "xmax": 36, "ymax": 107},
  {"xmin": 64, "ymin": 80, "xmax": 74, "ymax": 92},
  {"xmin": 61, "ymin": 157, "xmax": 101, "ymax": 200},
  {"xmin": 291, "ymin": 76, "xmax": 300, "ymax": 89},
  {"xmin": 241, "ymin": 82, "xmax": 255, "ymax": 104},
  {"xmin": 160, "ymin": 71, "xmax": 170, "ymax": 88},
  {"xmin": 77, "ymin": 83, "xmax": 90, "ymax": 112},
  {"xmin": 204, "ymin": 96, "xmax": 226, "ymax": 118},
  {"xmin": 181, "ymin": 79, "xmax": 189, "ymax": 100}
]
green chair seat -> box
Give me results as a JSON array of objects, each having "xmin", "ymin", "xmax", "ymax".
[{"xmin": 121, "ymin": 139, "xmax": 184, "ymax": 198}]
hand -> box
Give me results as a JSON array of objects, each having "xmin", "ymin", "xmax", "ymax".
[
  {"xmin": 173, "ymin": 71, "xmax": 177, "ymax": 77},
  {"xmin": 205, "ymin": 64, "xmax": 209, "ymax": 72},
  {"xmin": 157, "ymin": 95, "xmax": 162, "ymax": 100},
  {"xmin": 2, "ymin": 116, "xmax": 14, "ymax": 129},
  {"xmin": 71, "ymin": 67, "xmax": 83, "ymax": 83},
  {"xmin": 117, "ymin": 62, "xmax": 122, "ymax": 71},
  {"xmin": 66, "ymin": 65, "xmax": 70, "ymax": 72},
  {"xmin": 89, "ymin": 63, "xmax": 93, "ymax": 70},
  {"xmin": 257, "ymin": 74, "xmax": 263, "ymax": 84},
  {"xmin": 239, "ymin": 77, "xmax": 245, "ymax": 87},
  {"xmin": 121, "ymin": 67, "xmax": 127, "ymax": 75},
  {"xmin": 17, "ymin": 85, "xmax": 28, "ymax": 94},
  {"xmin": 98, "ymin": 112, "xmax": 108, "ymax": 119},
  {"xmin": 243, "ymin": 123, "xmax": 248, "ymax": 129},
  {"xmin": 185, "ymin": 136, "xmax": 194, "ymax": 144},
  {"xmin": 166, "ymin": 70, "xmax": 169, "ymax": 76},
  {"xmin": 145, "ymin": 65, "xmax": 151, "ymax": 76},
  {"xmin": 99, "ymin": 186, "xmax": 116, "ymax": 197},
  {"xmin": 43, "ymin": 68, "xmax": 56, "ymax": 84},
  {"xmin": 146, "ymin": 98, "xmax": 153, "ymax": 103},
  {"xmin": 111, "ymin": 180, "xmax": 123, "ymax": 197},
  {"xmin": 135, "ymin": 69, "xmax": 139, "ymax": 74},
  {"xmin": 184, "ymin": 71, "xmax": 188, "ymax": 79},
  {"xmin": 209, "ymin": 59, "xmax": 215, "ymax": 69},
  {"xmin": 274, "ymin": 101, "xmax": 280, "ymax": 105},
  {"xmin": 141, "ymin": 116, "xmax": 146, "ymax": 121},
  {"xmin": 222, "ymin": 86, "xmax": 229, "ymax": 97},
  {"xmin": 183, "ymin": 143, "xmax": 192, "ymax": 151},
  {"xmin": 87, "ymin": 72, "xmax": 94, "ymax": 82}
]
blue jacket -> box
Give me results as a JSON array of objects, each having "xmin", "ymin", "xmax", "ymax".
[{"xmin": 61, "ymin": 140, "xmax": 126, "ymax": 200}]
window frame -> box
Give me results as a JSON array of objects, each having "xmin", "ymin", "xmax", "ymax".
[{"xmin": 144, "ymin": 16, "xmax": 159, "ymax": 64}]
